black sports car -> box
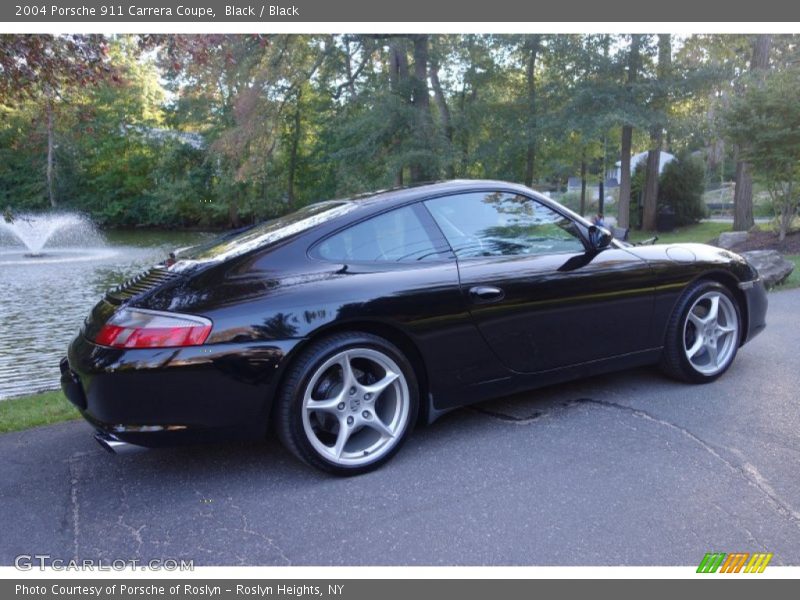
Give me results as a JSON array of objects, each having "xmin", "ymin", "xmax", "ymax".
[{"xmin": 61, "ymin": 180, "xmax": 768, "ymax": 474}]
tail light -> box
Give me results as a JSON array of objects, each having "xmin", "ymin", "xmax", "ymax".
[{"xmin": 95, "ymin": 308, "xmax": 212, "ymax": 349}]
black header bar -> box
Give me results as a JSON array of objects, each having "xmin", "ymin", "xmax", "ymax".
[{"xmin": 2, "ymin": 0, "xmax": 800, "ymax": 23}]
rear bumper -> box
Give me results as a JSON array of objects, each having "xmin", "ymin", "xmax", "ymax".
[
  {"xmin": 741, "ymin": 278, "xmax": 768, "ymax": 344},
  {"xmin": 61, "ymin": 333, "xmax": 302, "ymax": 446}
]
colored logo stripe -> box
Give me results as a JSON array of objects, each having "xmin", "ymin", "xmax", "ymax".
[
  {"xmin": 697, "ymin": 553, "xmax": 726, "ymax": 573},
  {"xmin": 720, "ymin": 553, "xmax": 749, "ymax": 573},
  {"xmin": 744, "ymin": 553, "xmax": 773, "ymax": 573},
  {"xmin": 697, "ymin": 552, "xmax": 773, "ymax": 573}
]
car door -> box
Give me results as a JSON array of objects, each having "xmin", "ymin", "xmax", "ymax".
[
  {"xmin": 307, "ymin": 202, "xmax": 513, "ymax": 405},
  {"xmin": 423, "ymin": 190, "xmax": 657, "ymax": 374}
]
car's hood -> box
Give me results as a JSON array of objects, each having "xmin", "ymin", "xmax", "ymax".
[{"xmin": 622, "ymin": 242, "xmax": 758, "ymax": 281}]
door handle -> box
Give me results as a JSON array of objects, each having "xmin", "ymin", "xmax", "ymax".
[{"xmin": 468, "ymin": 286, "xmax": 505, "ymax": 304}]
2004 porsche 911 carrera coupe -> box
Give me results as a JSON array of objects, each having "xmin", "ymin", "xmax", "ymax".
[{"xmin": 61, "ymin": 180, "xmax": 767, "ymax": 475}]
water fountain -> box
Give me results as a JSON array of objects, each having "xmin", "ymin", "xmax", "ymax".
[
  {"xmin": 1, "ymin": 212, "xmax": 121, "ymax": 399},
  {"xmin": 0, "ymin": 212, "xmax": 115, "ymax": 264},
  {"xmin": 1, "ymin": 213, "xmax": 206, "ymax": 400}
]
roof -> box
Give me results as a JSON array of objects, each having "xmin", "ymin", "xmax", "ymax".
[
  {"xmin": 342, "ymin": 179, "xmax": 537, "ymax": 211},
  {"xmin": 319, "ymin": 179, "xmax": 592, "ymax": 233},
  {"xmin": 614, "ymin": 151, "xmax": 676, "ymax": 172}
]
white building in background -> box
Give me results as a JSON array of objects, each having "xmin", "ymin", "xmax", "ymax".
[
  {"xmin": 608, "ymin": 151, "xmax": 676, "ymax": 184},
  {"xmin": 123, "ymin": 125, "xmax": 205, "ymax": 149}
]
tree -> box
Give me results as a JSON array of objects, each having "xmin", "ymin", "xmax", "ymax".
[
  {"xmin": 545, "ymin": 35, "xmax": 621, "ymax": 213},
  {"xmin": 732, "ymin": 35, "xmax": 772, "ymax": 231},
  {"xmin": 618, "ymin": 35, "xmax": 643, "ymax": 230},
  {"xmin": 409, "ymin": 35, "xmax": 434, "ymax": 182},
  {"xmin": 428, "ymin": 38, "xmax": 455, "ymax": 179},
  {"xmin": 0, "ymin": 35, "xmax": 115, "ymax": 207},
  {"xmin": 723, "ymin": 67, "xmax": 800, "ymax": 241},
  {"xmin": 674, "ymin": 34, "xmax": 752, "ymax": 182},
  {"xmin": 3, "ymin": 33, "xmax": 800, "ymax": 233},
  {"xmin": 641, "ymin": 34, "xmax": 672, "ymax": 231},
  {"xmin": 523, "ymin": 35, "xmax": 542, "ymax": 187}
]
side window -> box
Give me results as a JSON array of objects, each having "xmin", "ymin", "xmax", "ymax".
[
  {"xmin": 424, "ymin": 192, "xmax": 585, "ymax": 258},
  {"xmin": 312, "ymin": 205, "xmax": 446, "ymax": 263}
]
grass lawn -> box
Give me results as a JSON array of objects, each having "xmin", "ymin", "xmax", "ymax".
[
  {"xmin": 0, "ymin": 390, "xmax": 81, "ymax": 434},
  {"xmin": 778, "ymin": 254, "xmax": 800, "ymax": 290},
  {"xmin": 627, "ymin": 221, "xmax": 733, "ymax": 245}
]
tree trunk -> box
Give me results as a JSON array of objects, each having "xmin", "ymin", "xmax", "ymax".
[
  {"xmin": 642, "ymin": 143, "xmax": 661, "ymax": 231},
  {"xmin": 46, "ymin": 95, "xmax": 56, "ymax": 208},
  {"xmin": 580, "ymin": 153, "xmax": 587, "ymax": 216},
  {"xmin": 429, "ymin": 55, "xmax": 454, "ymax": 179},
  {"xmin": 600, "ymin": 134, "xmax": 608, "ymax": 213},
  {"xmin": 751, "ymin": 34, "xmax": 771, "ymax": 70},
  {"xmin": 777, "ymin": 181, "xmax": 793, "ymax": 242},
  {"xmin": 598, "ymin": 177, "xmax": 605, "ymax": 216},
  {"xmin": 287, "ymin": 91, "xmax": 302, "ymax": 208},
  {"xmin": 343, "ymin": 39, "xmax": 357, "ymax": 98},
  {"xmin": 733, "ymin": 159, "xmax": 753, "ymax": 231},
  {"xmin": 641, "ymin": 34, "xmax": 671, "ymax": 232},
  {"xmin": 229, "ymin": 194, "xmax": 241, "ymax": 229},
  {"xmin": 409, "ymin": 35, "xmax": 432, "ymax": 183},
  {"xmin": 618, "ymin": 126, "xmax": 633, "ymax": 229},
  {"xmin": 733, "ymin": 34, "xmax": 772, "ymax": 231},
  {"xmin": 388, "ymin": 41, "xmax": 409, "ymax": 89},
  {"xmin": 457, "ymin": 37, "xmax": 479, "ymax": 177},
  {"xmin": 389, "ymin": 40, "xmax": 410, "ymax": 186},
  {"xmin": 617, "ymin": 35, "xmax": 641, "ymax": 230},
  {"xmin": 524, "ymin": 35, "xmax": 541, "ymax": 188}
]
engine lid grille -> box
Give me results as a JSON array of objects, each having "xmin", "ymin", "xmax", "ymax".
[{"xmin": 106, "ymin": 267, "xmax": 181, "ymax": 304}]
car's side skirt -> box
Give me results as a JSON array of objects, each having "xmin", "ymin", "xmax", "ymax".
[{"xmin": 427, "ymin": 347, "xmax": 663, "ymax": 423}]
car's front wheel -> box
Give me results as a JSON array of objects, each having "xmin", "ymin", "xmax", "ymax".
[
  {"xmin": 661, "ymin": 280, "xmax": 741, "ymax": 383},
  {"xmin": 275, "ymin": 332, "xmax": 418, "ymax": 475}
]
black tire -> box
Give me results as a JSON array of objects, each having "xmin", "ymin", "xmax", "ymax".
[
  {"xmin": 660, "ymin": 280, "xmax": 742, "ymax": 383},
  {"xmin": 274, "ymin": 332, "xmax": 419, "ymax": 476}
]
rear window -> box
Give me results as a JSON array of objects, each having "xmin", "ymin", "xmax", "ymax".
[
  {"xmin": 312, "ymin": 205, "xmax": 446, "ymax": 263},
  {"xmin": 172, "ymin": 202, "xmax": 355, "ymax": 270}
]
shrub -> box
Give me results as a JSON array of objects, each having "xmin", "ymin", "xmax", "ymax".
[
  {"xmin": 658, "ymin": 156, "xmax": 707, "ymax": 226},
  {"xmin": 557, "ymin": 191, "xmax": 582, "ymax": 212}
]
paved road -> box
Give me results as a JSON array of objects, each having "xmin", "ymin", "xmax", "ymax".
[{"xmin": 1, "ymin": 290, "xmax": 799, "ymax": 566}]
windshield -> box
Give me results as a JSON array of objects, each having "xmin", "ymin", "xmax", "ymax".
[{"xmin": 171, "ymin": 201, "xmax": 355, "ymax": 271}]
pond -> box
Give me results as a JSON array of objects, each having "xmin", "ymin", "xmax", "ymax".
[{"xmin": 0, "ymin": 229, "xmax": 212, "ymax": 400}]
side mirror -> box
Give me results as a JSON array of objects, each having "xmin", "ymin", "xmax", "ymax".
[{"xmin": 588, "ymin": 225, "xmax": 612, "ymax": 251}]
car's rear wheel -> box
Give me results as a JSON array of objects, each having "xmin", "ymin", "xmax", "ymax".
[
  {"xmin": 661, "ymin": 280, "xmax": 741, "ymax": 383},
  {"xmin": 275, "ymin": 332, "xmax": 418, "ymax": 475}
]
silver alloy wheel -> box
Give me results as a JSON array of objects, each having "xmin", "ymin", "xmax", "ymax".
[
  {"xmin": 301, "ymin": 348, "xmax": 410, "ymax": 467},
  {"xmin": 682, "ymin": 291, "xmax": 739, "ymax": 376}
]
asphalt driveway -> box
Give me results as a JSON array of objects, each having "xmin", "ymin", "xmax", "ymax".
[{"xmin": 1, "ymin": 289, "xmax": 799, "ymax": 566}]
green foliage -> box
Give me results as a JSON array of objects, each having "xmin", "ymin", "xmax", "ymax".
[
  {"xmin": 0, "ymin": 390, "xmax": 79, "ymax": 433},
  {"xmin": 780, "ymin": 255, "xmax": 800, "ymax": 290},
  {"xmin": 627, "ymin": 155, "xmax": 706, "ymax": 228},
  {"xmin": 658, "ymin": 156, "xmax": 707, "ymax": 226},
  {"xmin": 723, "ymin": 67, "xmax": 800, "ymax": 240},
  {"xmin": 146, "ymin": 142, "xmax": 215, "ymax": 226},
  {"xmin": 1, "ymin": 34, "xmax": 798, "ymax": 231},
  {"xmin": 557, "ymin": 191, "xmax": 583, "ymax": 212},
  {"xmin": 0, "ymin": 105, "xmax": 46, "ymax": 207}
]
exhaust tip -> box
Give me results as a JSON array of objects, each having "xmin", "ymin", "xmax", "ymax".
[{"xmin": 94, "ymin": 431, "xmax": 139, "ymax": 455}]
